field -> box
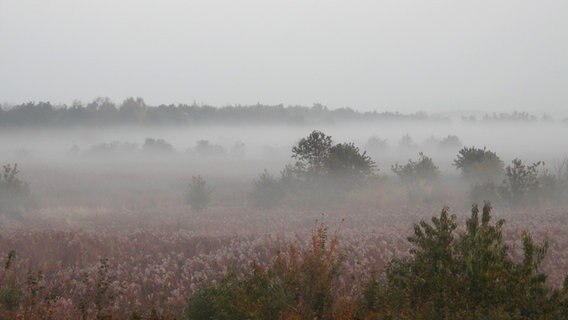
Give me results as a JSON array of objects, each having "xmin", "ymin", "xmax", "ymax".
[{"xmin": 0, "ymin": 160, "xmax": 567, "ymax": 319}]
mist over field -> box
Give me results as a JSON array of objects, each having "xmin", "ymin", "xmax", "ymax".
[{"xmin": 1, "ymin": 0, "xmax": 568, "ymax": 319}]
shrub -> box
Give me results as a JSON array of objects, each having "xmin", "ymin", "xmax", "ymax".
[
  {"xmin": 470, "ymin": 180, "xmax": 502, "ymax": 205},
  {"xmin": 362, "ymin": 203, "xmax": 565, "ymax": 319},
  {"xmin": 250, "ymin": 170, "xmax": 284, "ymax": 209},
  {"xmin": 142, "ymin": 138, "xmax": 175, "ymax": 154},
  {"xmin": 0, "ymin": 250, "xmax": 23, "ymax": 312},
  {"xmin": 325, "ymin": 142, "xmax": 376, "ymax": 182},
  {"xmin": 438, "ymin": 135, "xmax": 462, "ymax": 149},
  {"xmin": 292, "ymin": 130, "xmax": 333, "ymax": 176},
  {"xmin": 454, "ymin": 146, "xmax": 504, "ymax": 182},
  {"xmin": 0, "ymin": 164, "xmax": 31, "ymax": 213},
  {"xmin": 392, "ymin": 152, "xmax": 439, "ymax": 184},
  {"xmin": 398, "ymin": 134, "xmax": 416, "ymax": 149},
  {"xmin": 365, "ymin": 136, "xmax": 388, "ymax": 151},
  {"xmin": 499, "ymin": 158, "xmax": 543, "ymax": 205},
  {"xmin": 185, "ymin": 221, "xmax": 344, "ymax": 320},
  {"xmin": 89, "ymin": 141, "xmax": 139, "ymax": 155},
  {"xmin": 186, "ymin": 176, "xmax": 213, "ymax": 211},
  {"xmin": 194, "ymin": 140, "xmax": 226, "ymax": 157}
]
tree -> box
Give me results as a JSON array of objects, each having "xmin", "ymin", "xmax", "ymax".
[
  {"xmin": 142, "ymin": 138, "xmax": 175, "ymax": 154},
  {"xmin": 363, "ymin": 203, "xmax": 563, "ymax": 319},
  {"xmin": 438, "ymin": 135, "xmax": 462, "ymax": 149},
  {"xmin": 454, "ymin": 146, "xmax": 504, "ymax": 182},
  {"xmin": 291, "ymin": 131, "xmax": 375, "ymax": 182},
  {"xmin": 499, "ymin": 158, "xmax": 542, "ymax": 205},
  {"xmin": 325, "ymin": 143, "xmax": 376, "ymax": 181},
  {"xmin": 250, "ymin": 170, "xmax": 284, "ymax": 209},
  {"xmin": 0, "ymin": 164, "xmax": 31, "ymax": 213},
  {"xmin": 291, "ymin": 130, "xmax": 333, "ymax": 176},
  {"xmin": 186, "ymin": 176, "xmax": 212, "ymax": 211},
  {"xmin": 392, "ymin": 152, "xmax": 439, "ymax": 184}
]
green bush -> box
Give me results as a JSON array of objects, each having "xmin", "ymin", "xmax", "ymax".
[
  {"xmin": 362, "ymin": 203, "xmax": 566, "ymax": 319},
  {"xmin": 454, "ymin": 146, "xmax": 504, "ymax": 182}
]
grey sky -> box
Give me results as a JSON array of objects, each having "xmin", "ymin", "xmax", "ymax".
[{"xmin": 1, "ymin": 0, "xmax": 567, "ymax": 114}]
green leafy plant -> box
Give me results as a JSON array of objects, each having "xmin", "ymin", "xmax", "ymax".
[{"xmin": 362, "ymin": 203, "xmax": 564, "ymax": 319}]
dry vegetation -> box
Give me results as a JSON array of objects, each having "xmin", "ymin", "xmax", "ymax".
[{"xmin": 0, "ymin": 130, "xmax": 567, "ymax": 319}]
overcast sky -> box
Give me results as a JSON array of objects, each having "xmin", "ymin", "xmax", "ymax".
[{"xmin": 1, "ymin": 0, "xmax": 567, "ymax": 114}]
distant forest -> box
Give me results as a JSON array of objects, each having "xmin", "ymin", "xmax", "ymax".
[{"xmin": 0, "ymin": 97, "xmax": 552, "ymax": 127}]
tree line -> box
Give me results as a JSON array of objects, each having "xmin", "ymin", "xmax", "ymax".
[{"xmin": 0, "ymin": 98, "xmax": 554, "ymax": 127}]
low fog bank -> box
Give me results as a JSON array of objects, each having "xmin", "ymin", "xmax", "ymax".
[
  {"xmin": 0, "ymin": 120, "xmax": 567, "ymax": 221},
  {"xmin": 3, "ymin": 120, "xmax": 567, "ymax": 170}
]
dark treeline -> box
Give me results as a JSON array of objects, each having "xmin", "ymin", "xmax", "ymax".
[
  {"xmin": 0, "ymin": 97, "xmax": 554, "ymax": 127},
  {"xmin": 0, "ymin": 97, "xmax": 435, "ymax": 127}
]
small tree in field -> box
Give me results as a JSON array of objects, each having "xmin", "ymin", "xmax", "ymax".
[
  {"xmin": 186, "ymin": 176, "xmax": 212, "ymax": 211},
  {"xmin": 392, "ymin": 152, "xmax": 439, "ymax": 184},
  {"xmin": 326, "ymin": 142, "xmax": 376, "ymax": 182},
  {"xmin": 250, "ymin": 170, "xmax": 284, "ymax": 209},
  {"xmin": 0, "ymin": 164, "xmax": 31, "ymax": 212},
  {"xmin": 454, "ymin": 146, "xmax": 504, "ymax": 182},
  {"xmin": 292, "ymin": 130, "xmax": 333, "ymax": 177},
  {"xmin": 499, "ymin": 158, "xmax": 542, "ymax": 205}
]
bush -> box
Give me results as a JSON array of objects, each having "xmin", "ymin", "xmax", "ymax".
[
  {"xmin": 250, "ymin": 170, "xmax": 284, "ymax": 209},
  {"xmin": 142, "ymin": 138, "xmax": 175, "ymax": 154},
  {"xmin": 186, "ymin": 176, "xmax": 212, "ymax": 211},
  {"xmin": 499, "ymin": 158, "xmax": 542, "ymax": 205},
  {"xmin": 292, "ymin": 130, "xmax": 334, "ymax": 177},
  {"xmin": 398, "ymin": 134, "xmax": 416, "ymax": 149},
  {"xmin": 325, "ymin": 142, "xmax": 376, "ymax": 183},
  {"xmin": 438, "ymin": 135, "xmax": 462, "ymax": 149},
  {"xmin": 392, "ymin": 152, "xmax": 439, "ymax": 184},
  {"xmin": 362, "ymin": 203, "xmax": 566, "ymax": 319},
  {"xmin": 89, "ymin": 141, "xmax": 139, "ymax": 156},
  {"xmin": 0, "ymin": 251, "xmax": 23, "ymax": 312},
  {"xmin": 454, "ymin": 146, "xmax": 504, "ymax": 182},
  {"xmin": 185, "ymin": 221, "xmax": 344, "ymax": 320},
  {"xmin": 194, "ymin": 140, "xmax": 226, "ymax": 157},
  {"xmin": 470, "ymin": 180, "xmax": 502, "ymax": 205},
  {"xmin": 365, "ymin": 136, "xmax": 388, "ymax": 151},
  {"xmin": 0, "ymin": 164, "xmax": 31, "ymax": 213}
]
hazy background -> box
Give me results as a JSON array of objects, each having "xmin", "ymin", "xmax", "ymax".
[{"xmin": 1, "ymin": 0, "xmax": 567, "ymax": 115}]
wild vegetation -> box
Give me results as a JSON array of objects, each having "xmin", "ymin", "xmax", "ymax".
[{"xmin": 0, "ymin": 119, "xmax": 567, "ymax": 318}]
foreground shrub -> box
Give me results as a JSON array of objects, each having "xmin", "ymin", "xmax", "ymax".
[
  {"xmin": 362, "ymin": 203, "xmax": 567, "ymax": 319},
  {"xmin": 185, "ymin": 221, "xmax": 345, "ymax": 320}
]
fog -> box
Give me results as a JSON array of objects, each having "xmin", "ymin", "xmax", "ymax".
[{"xmin": 2, "ymin": 119, "xmax": 567, "ymax": 212}]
